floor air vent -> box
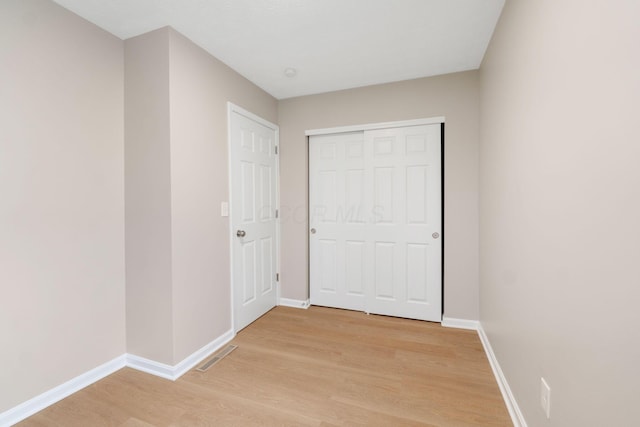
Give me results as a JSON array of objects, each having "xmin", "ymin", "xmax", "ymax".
[{"xmin": 195, "ymin": 344, "xmax": 238, "ymax": 372}]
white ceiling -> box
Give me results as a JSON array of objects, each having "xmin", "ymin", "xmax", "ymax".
[{"xmin": 52, "ymin": 0, "xmax": 505, "ymax": 99}]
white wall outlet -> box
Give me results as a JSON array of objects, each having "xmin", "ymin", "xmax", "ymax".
[
  {"xmin": 540, "ymin": 377, "xmax": 551, "ymax": 419},
  {"xmin": 221, "ymin": 201, "xmax": 229, "ymax": 217}
]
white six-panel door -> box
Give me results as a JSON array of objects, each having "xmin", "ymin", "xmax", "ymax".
[
  {"xmin": 230, "ymin": 106, "xmax": 278, "ymax": 332},
  {"xmin": 309, "ymin": 132, "xmax": 368, "ymax": 312},
  {"xmin": 309, "ymin": 124, "xmax": 442, "ymax": 322}
]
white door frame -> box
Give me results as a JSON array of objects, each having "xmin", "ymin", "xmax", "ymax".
[
  {"xmin": 227, "ymin": 102, "xmax": 280, "ymax": 332},
  {"xmin": 306, "ymin": 116, "xmax": 445, "ymax": 320},
  {"xmin": 305, "ymin": 117, "xmax": 445, "ymax": 136}
]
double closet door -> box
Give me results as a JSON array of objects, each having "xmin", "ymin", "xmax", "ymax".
[{"xmin": 309, "ymin": 124, "xmax": 442, "ymax": 322}]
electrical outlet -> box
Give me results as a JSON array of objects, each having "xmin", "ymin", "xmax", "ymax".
[{"xmin": 540, "ymin": 377, "xmax": 551, "ymax": 419}]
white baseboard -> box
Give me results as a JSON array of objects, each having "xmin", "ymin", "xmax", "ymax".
[
  {"xmin": 0, "ymin": 355, "xmax": 127, "ymax": 427},
  {"xmin": 279, "ymin": 298, "xmax": 310, "ymax": 309},
  {"xmin": 441, "ymin": 316, "xmax": 480, "ymax": 330},
  {"xmin": 477, "ymin": 323, "xmax": 528, "ymax": 427},
  {"xmin": 127, "ymin": 328, "xmax": 235, "ymax": 381},
  {"xmin": 125, "ymin": 354, "xmax": 175, "ymax": 381},
  {"xmin": 0, "ymin": 329, "xmax": 235, "ymax": 427}
]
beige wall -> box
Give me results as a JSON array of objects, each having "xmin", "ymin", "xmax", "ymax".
[
  {"xmin": 278, "ymin": 71, "xmax": 480, "ymax": 320},
  {"xmin": 0, "ymin": 0, "xmax": 125, "ymax": 412},
  {"xmin": 168, "ymin": 29, "xmax": 277, "ymax": 362},
  {"xmin": 125, "ymin": 27, "xmax": 278, "ymax": 365},
  {"xmin": 125, "ymin": 28, "xmax": 174, "ymax": 364},
  {"xmin": 479, "ymin": 1, "xmax": 640, "ymax": 425}
]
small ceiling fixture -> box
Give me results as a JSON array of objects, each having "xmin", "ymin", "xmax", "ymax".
[{"xmin": 284, "ymin": 67, "xmax": 297, "ymax": 78}]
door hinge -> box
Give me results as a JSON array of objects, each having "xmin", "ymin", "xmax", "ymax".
[
  {"xmin": 275, "ymin": 209, "xmax": 279, "ymax": 218},
  {"xmin": 275, "ymin": 146, "xmax": 278, "ymax": 155},
  {"xmin": 276, "ymin": 273, "xmax": 280, "ymax": 282}
]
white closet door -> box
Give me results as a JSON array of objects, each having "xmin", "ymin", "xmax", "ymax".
[
  {"xmin": 364, "ymin": 125, "xmax": 441, "ymax": 321},
  {"xmin": 309, "ymin": 124, "xmax": 441, "ymax": 322},
  {"xmin": 309, "ymin": 132, "xmax": 367, "ymax": 311}
]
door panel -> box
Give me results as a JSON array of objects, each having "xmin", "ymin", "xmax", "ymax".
[
  {"xmin": 242, "ymin": 241, "xmax": 256, "ymax": 303},
  {"xmin": 261, "ymin": 237, "xmax": 274, "ymax": 294},
  {"xmin": 319, "ymin": 239, "xmax": 337, "ymax": 292},
  {"xmin": 230, "ymin": 108, "xmax": 278, "ymax": 332},
  {"xmin": 309, "ymin": 124, "xmax": 441, "ymax": 322},
  {"xmin": 345, "ymin": 240, "xmax": 365, "ymax": 295},
  {"xmin": 374, "ymin": 242, "xmax": 395, "ymax": 299}
]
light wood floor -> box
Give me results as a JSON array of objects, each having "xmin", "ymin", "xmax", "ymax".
[{"xmin": 18, "ymin": 306, "xmax": 511, "ymax": 426}]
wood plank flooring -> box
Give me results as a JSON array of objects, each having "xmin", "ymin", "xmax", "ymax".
[{"xmin": 18, "ymin": 306, "xmax": 512, "ymax": 426}]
